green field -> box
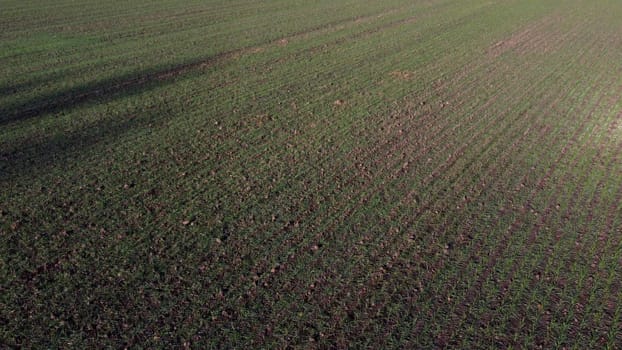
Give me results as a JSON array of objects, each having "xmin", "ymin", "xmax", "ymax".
[{"xmin": 2, "ymin": 0, "xmax": 622, "ymax": 347}]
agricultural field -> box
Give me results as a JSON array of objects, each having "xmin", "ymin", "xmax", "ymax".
[{"xmin": 1, "ymin": 0, "xmax": 622, "ymax": 347}]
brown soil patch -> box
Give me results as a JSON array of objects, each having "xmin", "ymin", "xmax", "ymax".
[
  {"xmin": 487, "ymin": 14, "xmax": 567, "ymax": 58},
  {"xmin": 389, "ymin": 70, "xmax": 415, "ymax": 80}
]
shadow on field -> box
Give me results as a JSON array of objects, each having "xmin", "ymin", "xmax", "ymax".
[
  {"xmin": 0, "ymin": 107, "xmax": 170, "ymax": 182},
  {"xmin": 0, "ymin": 54, "xmax": 227, "ymax": 126}
]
